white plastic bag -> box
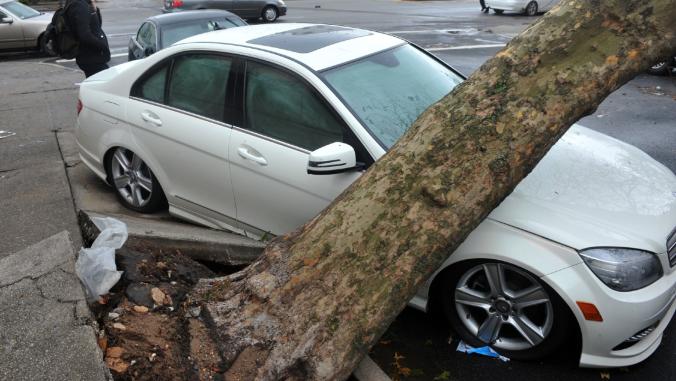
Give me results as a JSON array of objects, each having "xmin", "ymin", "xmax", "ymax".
[
  {"xmin": 76, "ymin": 217, "xmax": 127, "ymax": 301},
  {"xmin": 91, "ymin": 216, "xmax": 128, "ymax": 249}
]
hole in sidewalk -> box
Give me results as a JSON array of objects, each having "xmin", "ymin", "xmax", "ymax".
[{"xmin": 91, "ymin": 246, "xmax": 245, "ymax": 380}]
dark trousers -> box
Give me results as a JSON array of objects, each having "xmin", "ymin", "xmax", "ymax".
[
  {"xmin": 78, "ymin": 62, "xmax": 109, "ymax": 78},
  {"xmin": 480, "ymin": 0, "xmax": 486, "ymax": 9}
]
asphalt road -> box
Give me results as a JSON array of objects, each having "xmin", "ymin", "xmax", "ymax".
[{"xmin": 3, "ymin": 0, "xmax": 675, "ymax": 380}]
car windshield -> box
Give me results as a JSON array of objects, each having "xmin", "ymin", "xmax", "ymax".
[
  {"xmin": 322, "ymin": 45, "xmax": 462, "ymax": 149},
  {"xmin": 2, "ymin": 1, "xmax": 40, "ymax": 19},
  {"xmin": 162, "ymin": 17, "xmax": 246, "ymax": 47}
]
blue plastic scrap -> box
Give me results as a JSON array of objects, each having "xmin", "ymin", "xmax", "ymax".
[{"xmin": 456, "ymin": 341, "xmax": 510, "ymax": 362}]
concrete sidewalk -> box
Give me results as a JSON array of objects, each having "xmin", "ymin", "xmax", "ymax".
[{"xmin": 0, "ymin": 62, "xmax": 110, "ymax": 379}]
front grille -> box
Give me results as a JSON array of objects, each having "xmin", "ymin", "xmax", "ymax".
[{"xmin": 668, "ymin": 226, "xmax": 676, "ymax": 267}]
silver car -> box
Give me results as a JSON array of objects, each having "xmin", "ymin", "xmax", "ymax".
[
  {"xmin": 163, "ymin": 0, "xmax": 286, "ymax": 22},
  {"xmin": 0, "ymin": 0, "xmax": 52, "ymax": 53}
]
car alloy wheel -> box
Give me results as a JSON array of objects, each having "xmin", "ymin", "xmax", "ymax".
[
  {"xmin": 442, "ymin": 261, "xmax": 570, "ymax": 359},
  {"xmin": 453, "ymin": 262, "xmax": 554, "ymax": 351},
  {"xmin": 262, "ymin": 6, "xmax": 278, "ymax": 22},
  {"xmin": 108, "ymin": 147, "xmax": 166, "ymax": 213},
  {"xmin": 526, "ymin": 1, "xmax": 538, "ymax": 16}
]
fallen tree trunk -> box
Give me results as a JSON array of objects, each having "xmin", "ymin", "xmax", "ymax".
[{"xmin": 190, "ymin": 1, "xmax": 676, "ymax": 379}]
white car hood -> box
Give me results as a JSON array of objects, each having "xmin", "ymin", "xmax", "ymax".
[
  {"xmin": 22, "ymin": 11, "xmax": 52, "ymax": 25},
  {"xmin": 489, "ymin": 124, "xmax": 676, "ymax": 253}
]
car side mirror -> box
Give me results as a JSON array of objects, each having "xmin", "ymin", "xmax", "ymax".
[
  {"xmin": 307, "ymin": 142, "xmax": 363, "ymax": 175},
  {"xmin": 1, "ymin": 17, "xmax": 13, "ymax": 24},
  {"xmin": 144, "ymin": 46, "xmax": 155, "ymax": 56}
]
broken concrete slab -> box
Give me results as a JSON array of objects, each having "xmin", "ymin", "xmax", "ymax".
[
  {"xmin": 80, "ymin": 211, "xmax": 265, "ymax": 266},
  {"xmin": 0, "ymin": 231, "xmax": 73, "ymax": 287},
  {"xmin": 0, "ymin": 231, "xmax": 110, "ymax": 381}
]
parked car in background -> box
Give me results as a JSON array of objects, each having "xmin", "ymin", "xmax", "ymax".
[
  {"xmin": 129, "ymin": 10, "xmax": 246, "ymax": 61},
  {"xmin": 486, "ymin": 0, "xmax": 560, "ymax": 16},
  {"xmin": 163, "ymin": 0, "xmax": 286, "ymax": 22},
  {"xmin": 647, "ymin": 55, "xmax": 675, "ymax": 75},
  {"xmin": 0, "ymin": 0, "xmax": 52, "ymax": 53},
  {"xmin": 76, "ymin": 23, "xmax": 676, "ymax": 368}
]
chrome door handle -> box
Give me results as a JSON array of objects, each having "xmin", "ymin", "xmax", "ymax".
[
  {"xmin": 141, "ymin": 111, "xmax": 162, "ymax": 126},
  {"xmin": 237, "ymin": 146, "xmax": 268, "ymax": 166}
]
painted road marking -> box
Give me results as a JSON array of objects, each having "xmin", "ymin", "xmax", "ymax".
[
  {"xmin": 427, "ymin": 43, "xmax": 506, "ymax": 51},
  {"xmin": 55, "ymin": 52, "xmax": 127, "ymax": 63}
]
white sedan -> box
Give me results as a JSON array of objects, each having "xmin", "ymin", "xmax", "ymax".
[
  {"xmin": 486, "ymin": 0, "xmax": 560, "ymax": 16},
  {"xmin": 76, "ymin": 23, "xmax": 676, "ymax": 367}
]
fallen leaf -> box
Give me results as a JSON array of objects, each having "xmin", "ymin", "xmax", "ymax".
[
  {"xmin": 600, "ymin": 371, "xmax": 611, "ymax": 380},
  {"xmin": 97, "ymin": 336, "xmax": 108, "ymax": 353},
  {"xmin": 106, "ymin": 357, "xmax": 129, "ymax": 373},
  {"xmin": 106, "ymin": 347, "xmax": 124, "ymax": 358}
]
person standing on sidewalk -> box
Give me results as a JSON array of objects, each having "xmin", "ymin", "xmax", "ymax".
[{"xmin": 65, "ymin": 0, "xmax": 110, "ymax": 77}]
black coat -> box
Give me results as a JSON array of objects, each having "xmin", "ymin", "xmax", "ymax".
[{"xmin": 66, "ymin": 0, "xmax": 110, "ymax": 65}]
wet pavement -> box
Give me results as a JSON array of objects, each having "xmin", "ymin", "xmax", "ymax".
[{"xmin": 2, "ymin": 0, "xmax": 674, "ymax": 379}]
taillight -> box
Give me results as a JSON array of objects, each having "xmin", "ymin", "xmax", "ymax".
[
  {"xmin": 172, "ymin": 0, "xmax": 183, "ymax": 7},
  {"xmin": 77, "ymin": 99, "xmax": 83, "ymax": 115}
]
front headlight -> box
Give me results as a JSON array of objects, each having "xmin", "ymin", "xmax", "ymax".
[{"xmin": 579, "ymin": 248, "xmax": 663, "ymax": 292}]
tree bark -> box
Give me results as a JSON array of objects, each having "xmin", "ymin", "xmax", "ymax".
[{"xmin": 189, "ymin": 1, "xmax": 676, "ymax": 379}]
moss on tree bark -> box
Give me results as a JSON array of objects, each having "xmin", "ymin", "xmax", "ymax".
[{"xmin": 189, "ymin": 1, "xmax": 676, "ymax": 379}]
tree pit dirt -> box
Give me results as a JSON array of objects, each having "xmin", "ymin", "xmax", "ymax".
[{"xmin": 91, "ymin": 246, "xmax": 245, "ymax": 381}]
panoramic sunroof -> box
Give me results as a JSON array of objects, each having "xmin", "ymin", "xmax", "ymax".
[{"xmin": 247, "ymin": 25, "xmax": 372, "ymax": 53}]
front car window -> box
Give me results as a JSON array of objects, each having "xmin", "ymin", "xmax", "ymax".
[
  {"xmin": 161, "ymin": 17, "xmax": 245, "ymax": 47},
  {"xmin": 137, "ymin": 22, "xmax": 156, "ymax": 49},
  {"xmin": 2, "ymin": 1, "xmax": 40, "ymax": 19},
  {"xmin": 245, "ymin": 61, "xmax": 345, "ymax": 151},
  {"xmin": 321, "ymin": 44, "xmax": 462, "ymax": 149}
]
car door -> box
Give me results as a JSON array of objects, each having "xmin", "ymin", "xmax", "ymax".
[
  {"xmin": 127, "ymin": 53, "xmax": 240, "ymax": 230},
  {"xmin": 228, "ymin": 60, "xmax": 367, "ymax": 237},
  {"xmin": 229, "ymin": 0, "xmax": 261, "ymax": 18},
  {"xmin": 130, "ymin": 21, "xmax": 157, "ymax": 60},
  {"xmin": 0, "ymin": 10, "xmax": 24, "ymax": 49},
  {"xmin": 205, "ymin": 0, "xmax": 234, "ymax": 11}
]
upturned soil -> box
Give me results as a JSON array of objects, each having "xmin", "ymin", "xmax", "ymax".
[{"xmin": 90, "ymin": 246, "xmax": 243, "ymax": 381}]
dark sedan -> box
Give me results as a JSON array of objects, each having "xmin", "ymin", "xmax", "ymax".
[
  {"xmin": 128, "ymin": 10, "xmax": 246, "ymax": 61},
  {"xmin": 163, "ymin": 0, "xmax": 286, "ymax": 23}
]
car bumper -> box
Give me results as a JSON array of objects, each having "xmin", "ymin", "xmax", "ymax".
[
  {"xmin": 485, "ymin": 0, "xmax": 527, "ymax": 11},
  {"xmin": 544, "ymin": 259, "xmax": 676, "ymax": 368}
]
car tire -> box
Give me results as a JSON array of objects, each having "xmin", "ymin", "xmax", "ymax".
[
  {"xmin": 525, "ymin": 1, "xmax": 538, "ymax": 16},
  {"xmin": 647, "ymin": 61, "xmax": 669, "ymax": 75},
  {"xmin": 39, "ymin": 33, "xmax": 55, "ymax": 56},
  {"xmin": 493, "ymin": 9, "xmax": 504, "ymax": 14},
  {"xmin": 262, "ymin": 5, "xmax": 278, "ymax": 22},
  {"xmin": 441, "ymin": 261, "xmax": 570, "ymax": 360},
  {"xmin": 106, "ymin": 147, "xmax": 166, "ymax": 213}
]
